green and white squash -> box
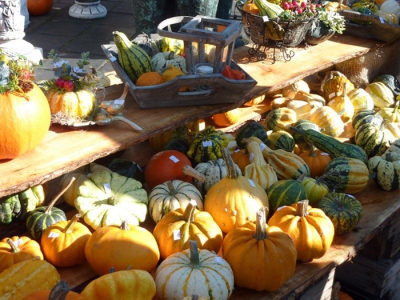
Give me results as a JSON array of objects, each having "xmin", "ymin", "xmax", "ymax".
[
  {"xmin": 151, "ymin": 51, "xmax": 187, "ymax": 73},
  {"xmin": 264, "ymin": 107, "xmax": 297, "ymax": 132},
  {"xmin": 267, "ymin": 130, "xmax": 295, "ymax": 152},
  {"xmin": 0, "ymin": 195, "xmax": 21, "ymax": 225},
  {"xmin": 75, "ymin": 170, "xmax": 148, "ymax": 230},
  {"xmin": 376, "ymin": 102, "xmax": 400, "ymax": 123},
  {"xmin": 352, "ymin": 109, "xmax": 384, "ymax": 132},
  {"xmin": 368, "ymin": 151, "xmax": 400, "ymax": 191},
  {"xmin": 318, "ymin": 192, "xmax": 363, "ymax": 235},
  {"xmin": 323, "ymin": 157, "xmax": 370, "ymax": 194},
  {"xmin": 148, "ymin": 180, "xmax": 203, "ymax": 223},
  {"xmin": 355, "ymin": 122, "xmax": 395, "ymax": 158},
  {"xmin": 187, "ymin": 126, "xmax": 226, "ymax": 163}
]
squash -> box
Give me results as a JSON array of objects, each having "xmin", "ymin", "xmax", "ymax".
[
  {"xmin": 204, "ymin": 148, "xmax": 269, "ymax": 234},
  {"xmin": 184, "ymin": 158, "xmax": 242, "ymax": 197},
  {"xmin": 222, "ymin": 207, "xmax": 297, "ymax": 292},
  {"xmin": 0, "ymin": 236, "xmax": 44, "ymax": 273},
  {"xmin": 301, "ymin": 176, "xmax": 330, "ymax": 206},
  {"xmin": 264, "ymin": 107, "xmax": 297, "ymax": 132},
  {"xmin": 355, "ymin": 121, "xmax": 395, "ymax": 157},
  {"xmin": 187, "ymin": 126, "xmax": 226, "ymax": 163},
  {"xmin": 268, "ymin": 200, "xmax": 335, "ymax": 262},
  {"xmin": 40, "ymin": 214, "xmax": 92, "ymax": 267},
  {"xmin": 318, "ymin": 192, "xmax": 363, "ymax": 235},
  {"xmin": 242, "ymin": 138, "xmax": 278, "ymax": 190},
  {"xmin": 161, "ymin": 64, "xmax": 186, "ymax": 82},
  {"xmin": 266, "ymin": 175, "xmax": 308, "ymax": 219},
  {"xmin": 327, "ymin": 90, "xmax": 355, "ymax": 123},
  {"xmin": 153, "ymin": 203, "xmax": 223, "ymax": 259},
  {"xmin": 135, "ymin": 71, "xmax": 164, "ymax": 86},
  {"xmin": 323, "ymin": 157, "xmax": 370, "ymax": 194},
  {"xmin": 75, "ymin": 170, "xmax": 148, "ymax": 230},
  {"xmin": 309, "ymin": 106, "xmax": 345, "ymax": 137},
  {"xmin": 84, "ymin": 221, "xmax": 160, "ymax": 276},
  {"xmin": 249, "ymin": 136, "xmax": 310, "ymax": 180},
  {"xmin": 22, "ymin": 280, "xmax": 89, "ymax": 300},
  {"xmin": 298, "ymin": 143, "xmax": 331, "ymax": 178},
  {"xmin": 149, "ymin": 125, "xmax": 189, "ymax": 152},
  {"xmin": 352, "ymin": 109, "xmax": 384, "ymax": 132},
  {"xmin": 376, "ymin": 102, "xmax": 400, "ymax": 122},
  {"xmin": 60, "ymin": 163, "xmax": 111, "ymax": 207},
  {"xmin": 267, "ymin": 130, "xmax": 295, "ymax": 152},
  {"xmin": 348, "ymin": 88, "xmax": 375, "ymax": 113},
  {"xmin": 155, "ymin": 240, "xmax": 234, "ymax": 300},
  {"xmin": 282, "ymin": 79, "xmax": 310, "ymax": 98},
  {"xmin": 0, "ymin": 258, "xmax": 60, "ymax": 300},
  {"xmin": 290, "ymin": 119, "xmax": 320, "ymax": 152},
  {"xmin": 81, "ymin": 269, "xmax": 156, "ymax": 300},
  {"xmin": 148, "ymin": 180, "xmax": 203, "ymax": 224},
  {"xmin": 211, "ymin": 108, "xmax": 241, "ymax": 127},
  {"xmin": 372, "ymin": 74, "xmax": 400, "ymax": 97},
  {"xmin": 365, "ymin": 82, "xmax": 396, "ymax": 108},
  {"xmin": 231, "ymin": 149, "xmax": 251, "ymax": 173},
  {"xmin": 108, "ymin": 158, "xmax": 145, "ymax": 183},
  {"xmin": 151, "ymin": 51, "xmax": 187, "ymax": 73},
  {"xmin": 321, "ymin": 71, "xmax": 355, "ymax": 101},
  {"xmin": 244, "ymin": 94, "xmax": 265, "ymax": 106},
  {"xmin": 368, "ymin": 151, "xmax": 400, "ymax": 191},
  {"xmin": 235, "ymin": 120, "xmax": 268, "ymax": 149},
  {"xmin": 0, "ymin": 82, "xmax": 51, "ymax": 160}
]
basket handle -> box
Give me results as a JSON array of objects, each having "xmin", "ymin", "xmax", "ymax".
[{"xmin": 177, "ymin": 88, "xmax": 212, "ymax": 97}]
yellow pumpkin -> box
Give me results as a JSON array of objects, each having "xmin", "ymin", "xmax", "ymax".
[{"xmin": 136, "ymin": 71, "xmax": 164, "ymax": 86}]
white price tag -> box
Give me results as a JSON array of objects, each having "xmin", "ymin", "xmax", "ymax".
[
  {"xmin": 329, "ymin": 92, "xmax": 336, "ymax": 99},
  {"xmin": 321, "ymin": 152, "xmax": 330, "ymax": 156},
  {"xmin": 190, "ymin": 199, "xmax": 197, "ymax": 206},
  {"xmin": 110, "ymin": 56, "xmax": 117, "ymax": 62},
  {"xmin": 215, "ymin": 256, "xmax": 223, "ymax": 264},
  {"xmin": 114, "ymin": 99, "xmax": 125, "ymax": 105},
  {"xmin": 260, "ymin": 143, "xmax": 266, "ymax": 151},
  {"xmin": 48, "ymin": 232, "xmax": 60, "ymax": 239},
  {"xmin": 103, "ymin": 183, "xmax": 112, "ymax": 195},
  {"xmin": 173, "ymin": 230, "xmax": 181, "ymax": 241},
  {"xmin": 248, "ymin": 179, "xmax": 256, "ymax": 187},
  {"xmin": 202, "ymin": 140, "xmax": 213, "ymax": 147},
  {"xmin": 169, "ymin": 155, "xmax": 179, "ymax": 163},
  {"xmin": 277, "ymin": 206, "xmax": 287, "ymax": 211},
  {"xmin": 379, "ymin": 17, "xmax": 384, "ymax": 23},
  {"xmin": 249, "ymin": 153, "xmax": 255, "ymax": 161},
  {"xmin": 12, "ymin": 238, "xmax": 23, "ymax": 247}
]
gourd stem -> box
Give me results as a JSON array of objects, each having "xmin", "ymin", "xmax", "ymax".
[
  {"xmin": 189, "ymin": 240, "xmax": 200, "ymax": 268},
  {"xmin": 62, "ymin": 214, "xmax": 81, "ymax": 234},
  {"xmin": 45, "ymin": 177, "xmax": 76, "ymax": 214},
  {"xmin": 295, "ymin": 200, "xmax": 309, "ymax": 217},
  {"xmin": 182, "ymin": 165, "xmax": 205, "ymax": 183},
  {"xmin": 183, "ymin": 202, "xmax": 196, "ymax": 223},
  {"xmin": 166, "ymin": 181, "xmax": 176, "ymax": 195},
  {"xmin": 307, "ymin": 142, "xmax": 317, "ymax": 157},
  {"xmin": 120, "ymin": 220, "xmax": 129, "ymax": 230},
  {"xmin": 48, "ymin": 280, "xmax": 71, "ymax": 300},
  {"xmin": 254, "ymin": 207, "xmax": 268, "ymax": 240},
  {"xmin": 222, "ymin": 148, "xmax": 238, "ymax": 179},
  {"xmin": 6, "ymin": 238, "xmax": 19, "ymax": 253}
]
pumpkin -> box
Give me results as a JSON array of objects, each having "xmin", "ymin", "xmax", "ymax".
[
  {"xmin": 84, "ymin": 221, "xmax": 160, "ymax": 276},
  {"xmin": 242, "ymin": 138, "xmax": 278, "ymax": 190},
  {"xmin": 151, "ymin": 51, "xmax": 187, "ymax": 73},
  {"xmin": 22, "ymin": 280, "xmax": 89, "ymax": 300},
  {"xmin": 298, "ymin": 143, "xmax": 332, "ymax": 178},
  {"xmin": 264, "ymin": 107, "xmax": 297, "ymax": 132},
  {"xmin": 268, "ymin": 200, "xmax": 335, "ymax": 262},
  {"xmin": 27, "ymin": 0, "xmax": 53, "ymax": 16},
  {"xmin": 318, "ymin": 192, "xmax": 363, "ymax": 235},
  {"xmin": 60, "ymin": 163, "xmax": 111, "ymax": 207},
  {"xmin": 81, "ymin": 269, "xmax": 156, "ymax": 300},
  {"xmin": 46, "ymin": 88, "xmax": 96, "ymax": 121},
  {"xmin": 309, "ymin": 106, "xmax": 344, "ymax": 137},
  {"xmin": 148, "ymin": 180, "xmax": 203, "ymax": 224},
  {"xmin": 75, "ymin": 170, "xmax": 148, "ymax": 230},
  {"xmin": 40, "ymin": 214, "xmax": 92, "ymax": 267},
  {"xmin": 235, "ymin": 120, "xmax": 268, "ymax": 149},
  {"xmin": 0, "ymin": 258, "xmax": 60, "ymax": 300},
  {"xmin": 231, "ymin": 149, "xmax": 251, "ymax": 173},
  {"xmin": 0, "ymin": 82, "xmax": 51, "ymax": 160},
  {"xmin": 0, "ymin": 236, "xmax": 44, "ymax": 273},
  {"xmin": 26, "ymin": 179, "xmax": 72, "ymax": 240},
  {"xmin": 155, "ymin": 240, "xmax": 234, "ymax": 300},
  {"xmin": 267, "ymin": 130, "xmax": 295, "ymax": 152},
  {"xmin": 204, "ymin": 148, "xmax": 269, "ymax": 233},
  {"xmin": 323, "ymin": 157, "xmax": 370, "ymax": 194},
  {"xmin": 144, "ymin": 150, "xmax": 193, "ymax": 190},
  {"xmin": 211, "ymin": 108, "xmax": 241, "ymax": 127},
  {"xmin": 187, "ymin": 126, "xmax": 226, "ymax": 163},
  {"xmin": 365, "ymin": 82, "xmax": 396, "ymax": 108},
  {"xmin": 161, "ymin": 64, "xmax": 186, "ymax": 82},
  {"xmin": 153, "ymin": 203, "xmax": 223, "ymax": 259},
  {"xmin": 368, "ymin": 151, "xmax": 400, "ymax": 191},
  {"xmin": 249, "ymin": 136, "xmax": 310, "ymax": 180},
  {"xmin": 184, "ymin": 158, "xmax": 242, "ymax": 197},
  {"xmin": 135, "ymin": 71, "xmax": 164, "ymax": 86},
  {"xmin": 222, "ymin": 207, "xmax": 297, "ymax": 292},
  {"xmin": 321, "ymin": 71, "xmax": 355, "ymax": 101},
  {"xmin": 300, "ymin": 176, "xmax": 330, "ymax": 206}
]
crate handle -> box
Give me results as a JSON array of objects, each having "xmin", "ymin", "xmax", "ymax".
[{"xmin": 177, "ymin": 88, "xmax": 212, "ymax": 97}]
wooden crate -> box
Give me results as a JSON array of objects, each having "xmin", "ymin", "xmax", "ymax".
[
  {"xmin": 297, "ymin": 267, "xmax": 336, "ymax": 300},
  {"xmin": 335, "ymin": 252, "xmax": 400, "ymax": 299}
]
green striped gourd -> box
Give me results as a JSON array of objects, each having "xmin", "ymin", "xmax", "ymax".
[
  {"xmin": 113, "ymin": 31, "xmax": 152, "ymax": 84},
  {"xmin": 294, "ymin": 128, "xmax": 368, "ymax": 165},
  {"xmin": 318, "ymin": 192, "xmax": 363, "ymax": 235},
  {"xmin": 187, "ymin": 126, "xmax": 225, "ymax": 163},
  {"xmin": 368, "ymin": 151, "xmax": 400, "ymax": 191},
  {"xmin": 266, "ymin": 175, "xmax": 308, "ymax": 218},
  {"xmin": 355, "ymin": 122, "xmax": 395, "ymax": 158},
  {"xmin": 322, "ymin": 157, "xmax": 370, "ymax": 194},
  {"xmin": 235, "ymin": 121, "xmax": 268, "ymax": 149},
  {"xmin": 352, "ymin": 109, "xmax": 383, "ymax": 132},
  {"xmin": 249, "ymin": 136, "xmax": 310, "ymax": 180},
  {"xmin": 290, "ymin": 119, "xmax": 320, "ymax": 152},
  {"xmin": 264, "ymin": 107, "xmax": 297, "ymax": 132},
  {"xmin": 254, "ymin": 0, "xmax": 284, "ymax": 18},
  {"xmin": 267, "ymin": 130, "xmax": 295, "ymax": 152}
]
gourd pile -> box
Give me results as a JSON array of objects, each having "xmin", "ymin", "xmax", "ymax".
[{"xmin": 1, "ymin": 68, "xmax": 400, "ymax": 299}]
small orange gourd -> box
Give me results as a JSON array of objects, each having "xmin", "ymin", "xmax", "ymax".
[
  {"xmin": 22, "ymin": 280, "xmax": 89, "ymax": 300},
  {"xmin": 230, "ymin": 149, "xmax": 251, "ymax": 173},
  {"xmin": 298, "ymin": 143, "xmax": 332, "ymax": 178},
  {"xmin": 136, "ymin": 71, "xmax": 164, "ymax": 86}
]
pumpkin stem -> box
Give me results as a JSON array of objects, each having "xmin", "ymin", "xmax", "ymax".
[
  {"xmin": 62, "ymin": 214, "xmax": 81, "ymax": 234},
  {"xmin": 45, "ymin": 177, "xmax": 76, "ymax": 214},
  {"xmin": 166, "ymin": 181, "xmax": 176, "ymax": 195},
  {"xmin": 120, "ymin": 220, "xmax": 130, "ymax": 230},
  {"xmin": 222, "ymin": 148, "xmax": 238, "ymax": 179},
  {"xmin": 253, "ymin": 207, "xmax": 268, "ymax": 240},
  {"xmin": 183, "ymin": 202, "xmax": 196, "ymax": 223},
  {"xmin": 6, "ymin": 238, "xmax": 20, "ymax": 253},
  {"xmin": 189, "ymin": 240, "xmax": 201, "ymax": 268},
  {"xmin": 306, "ymin": 142, "xmax": 317, "ymax": 157},
  {"xmin": 182, "ymin": 165, "xmax": 205, "ymax": 183},
  {"xmin": 48, "ymin": 280, "xmax": 71, "ymax": 300},
  {"xmin": 295, "ymin": 200, "xmax": 309, "ymax": 217}
]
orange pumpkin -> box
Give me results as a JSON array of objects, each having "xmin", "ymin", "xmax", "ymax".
[
  {"xmin": 27, "ymin": 0, "xmax": 53, "ymax": 16},
  {"xmin": 298, "ymin": 143, "xmax": 332, "ymax": 178},
  {"xmin": 230, "ymin": 149, "xmax": 251, "ymax": 173},
  {"xmin": 40, "ymin": 214, "xmax": 92, "ymax": 267},
  {"xmin": 144, "ymin": 150, "xmax": 193, "ymax": 190},
  {"xmin": 0, "ymin": 236, "xmax": 44, "ymax": 273},
  {"xmin": 0, "ymin": 82, "xmax": 51, "ymax": 160},
  {"xmin": 84, "ymin": 221, "xmax": 160, "ymax": 276},
  {"xmin": 22, "ymin": 280, "xmax": 89, "ymax": 300}
]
